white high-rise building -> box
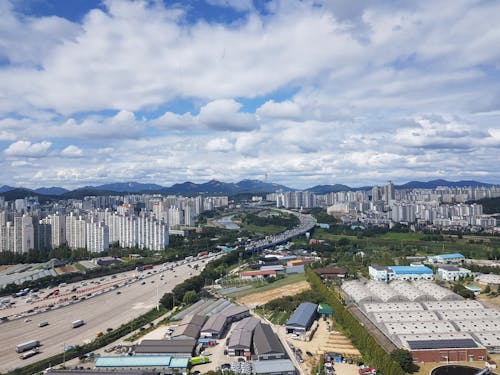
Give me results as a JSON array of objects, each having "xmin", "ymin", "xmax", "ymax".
[
  {"xmin": 66, "ymin": 213, "xmax": 87, "ymax": 250},
  {"xmin": 48, "ymin": 213, "xmax": 66, "ymax": 248},
  {"xmin": 167, "ymin": 207, "xmax": 182, "ymax": 228},
  {"xmin": 86, "ymin": 219, "xmax": 109, "ymax": 253}
]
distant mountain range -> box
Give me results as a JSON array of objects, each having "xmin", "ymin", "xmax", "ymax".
[{"xmin": 0, "ymin": 179, "xmax": 497, "ymax": 200}]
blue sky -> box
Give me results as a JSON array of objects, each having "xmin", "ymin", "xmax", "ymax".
[{"xmin": 1, "ymin": 0, "xmax": 500, "ymax": 189}]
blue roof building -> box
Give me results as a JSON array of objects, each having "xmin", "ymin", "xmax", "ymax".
[
  {"xmin": 286, "ymin": 302, "xmax": 318, "ymax": 334},
  {"xmin": 390, "ymin": 266, "xmax": 433, "ymax": 275},
  {"xmin": 431, "ymin": 253, "xmax": 465, "ymax": 264},
  {"xmin": 369, "ymin": 265, "xmax": 434, "ymax": 281}
]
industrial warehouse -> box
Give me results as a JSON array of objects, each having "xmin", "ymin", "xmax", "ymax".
[
  {"xmin": 342, "ymin": 279, "xmax": 500, "ymax": 362},
  {"xmin": 87, "ymin": 298, "xmax": 297, "ymax": 374}
]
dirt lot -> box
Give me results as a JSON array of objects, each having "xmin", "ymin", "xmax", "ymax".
[
  {"xmin": 278, "ymin": 319, "xmax": 360, "ymax": 373},
  {"xmin": 0, "ymin": 265, "xmax": 10, "ymax": 271},
  {"xmin": 238, "ymin": 281, "xmax": 310, "ymax": 308},
  {"xmin": 55, "ymin": 265, "xmax": 79, "ymax": 274}
]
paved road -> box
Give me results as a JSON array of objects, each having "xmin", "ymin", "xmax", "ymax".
[
  {"xmin": 346, "ymin": 304, "xmax": 398, "ymax": 354},
  {"xmin": 0, "ymin": 256, "xmax": 219, "ymax": 373}
]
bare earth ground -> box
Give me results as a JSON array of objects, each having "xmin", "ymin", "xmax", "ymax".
[
  {"xmin": 55, "ymin": 265, "xmax": 79, "ymax": 274},
  {"xmin": 0, "ymin": 265, "xmax": 10, "ymax": 271},
  {"xmin": 237, "ymin": 281, "xmax": 310, "ymax": 308},
  {"xmin": 278, "ymin": 319, "xmax": 361, "ymax": 374}
]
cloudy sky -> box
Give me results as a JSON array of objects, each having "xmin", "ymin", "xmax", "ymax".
[{"xmin": 1, "ymin": 0, "xmax": 500, "ymax": 189}]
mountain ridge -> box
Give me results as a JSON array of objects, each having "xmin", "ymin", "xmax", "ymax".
[{"xmin": 0, "ymin": 179, "xmax": 497, "ymax": 199}]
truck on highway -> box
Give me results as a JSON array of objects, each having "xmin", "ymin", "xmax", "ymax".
[
  {"xmin": 16, "ymin": 340, "xmax": 40, "ymax": 353},
  {"xmin": 19, "ymin": 347, "xmax": 40, "ymax": 359},
  {"xmin": 72, "ymin": 319, "xmax": 85, "ymax": 328}
]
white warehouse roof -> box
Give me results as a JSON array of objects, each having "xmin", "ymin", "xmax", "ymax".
[
  {"xmin": 382, "ymin": 320, "xmax": 457, "ymax": 336},
  {"xmin": 436, "ymin": 309, "xmax": 500, "ymax": 321},
  {"xmin": 390, "ymin": 280, "xmax": 434, "ymax": 302},
  {"xmin": 452, "ymin": 319, "xmax": 500, "ymax": 333},
  {"xmin": 423, "ymin": 300, "xmax": 484, "ymax": 311},
  {"xmin": 371, "ymin": 310, "xmax": 439, "ymax": 323},
  {"xmin": 341, "ymin": 280, "xmax": 381, "ymax": 304},
  {"xmin": 363, "ymin": 302, "xmax": 424, "ymax": 313},
  {"xmin": 413, "ymin": 280, "xmax": 463, "ymax": 301},
  {"xmin": 366, "ymin": 280, "xmax": 407, "ymax": 302}
]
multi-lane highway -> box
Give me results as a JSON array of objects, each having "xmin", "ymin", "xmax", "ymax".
[{"xmin": 0, "ymin": 255, "xmax": 218, "ymax": 373}]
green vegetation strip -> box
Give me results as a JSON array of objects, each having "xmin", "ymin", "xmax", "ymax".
[{"xmin": 305, "ymin": 268, "xmax": 406, "ymax": 375}]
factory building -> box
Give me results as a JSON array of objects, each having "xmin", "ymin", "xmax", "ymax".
[
  {"xmin": 253, "ymin": 323, "xmax": 286, "ymax": 360},
  {"xmin": 369, "ymin": 265, "xmax": 434, "ymax": 281},
  {"xmin": 134, "ymin": 339, "xmax": 196, "ymax": 357},
  {"xmin": 341, "ymin": 278, "xmax": 499, "ymax": 362},
  {"xmin": 428, "ymin": 253, "xmax": 465, "ymax": 264},
  {"xmin": 227, "ymin": 316, "xmax": 260, "ymax": 356},
  {"xmin": 285, "ymin": 302, "xmax": 318, "ymax": 335}
]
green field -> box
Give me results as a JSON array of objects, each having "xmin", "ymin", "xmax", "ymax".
[
  {"xmin": 227, "ymin": 273, "xmax": 306, "ymax": 298},
  {"xmin": 380, "ymin": 232, "xmax": 424, "ymax": 240},
  {"xmin": 239, "ymin": 222, "xmax": 286, "ymax": 235}
]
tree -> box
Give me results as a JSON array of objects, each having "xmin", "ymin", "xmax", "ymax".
[
  {"xmin": 159, "ymin": 292, "xmax": 175, "ymax": 310},
  {"xmin": 391, "ymin": 349, "xmax": 417, "ymax": 373},
  {"xmin": 182, "ymin": 290, "xmax": 198, "ymax": 305},
  {"xmin": 484, "ymin": 285, "xmax": 491, "ymax": 294}
]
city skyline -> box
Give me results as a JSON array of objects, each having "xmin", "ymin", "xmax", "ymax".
[{"xmin": 1, "ymin": 1, "xmax": 500, "ymax": 188}]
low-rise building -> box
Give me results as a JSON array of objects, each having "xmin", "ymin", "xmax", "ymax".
[
  {"xmin": 134, "ymin": 339, "xmax": 195, "ymax": 357},
  {"xmin": 437, "ymin": 265, "xmax": 472, "ymax": 281},
  {"xmin": 285, "ymin": 302, "xmax": 318, "ymax": 334},
  {"xmin": 428, "ymin": 253, "xmax": 465, "ymax": 264},
  {"xmin": 253, "ymin": 323, "xmax": 286, "ymax": 360},
  {"xmin": 313, "ymin": 266, "xmax": 347, "ymax": 279},
  {"xmin": 369, "ymin": 265, "xmax": 433, "ymax": 281},
  {"xmin": 252, "ymin": 359, "xmax": 296, "ymax": 374}
]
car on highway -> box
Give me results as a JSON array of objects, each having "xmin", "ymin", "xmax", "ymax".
[
  {"xmin": 141, "ymin": 282, "xmax": 146, "ymax": 285},
  {"xmin": 39, "ymin": 321, "xmax": 49, "ymax": 327},
  {"xmin": 116, "ymin": 291, "xmax": 121, "ymax": 295},
  {"xmin": 24, "ymin": 318, "xmax": 31, "ymax": 323}
]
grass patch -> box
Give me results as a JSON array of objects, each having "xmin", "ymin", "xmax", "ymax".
[
  {"xmin": 239, "ymin": 222, "xmax": 286, "ymax": 235},
  {"xmin": 228, "ymin": 273, "xmax": 306, "ymax": 298},
  {"xmin": 74, "ymin": 262, "xmax": 87, "ymax": 272},
  {"xmin": 380, "ymin": 232, "xmax": 424, "ymax": 240}
]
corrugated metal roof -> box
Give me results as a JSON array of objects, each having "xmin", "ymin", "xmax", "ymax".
[
  {"xmin": 95, "ymin": 356, "xmax": 172, "ymax": 367},
  {"xmin": 253, "ymin": 323, "xmax": 285, "ymax": 355},
  {"xmin": 390, "ymin": 266, "xmax": 433, "ymax": 275},
  {"xmin": 169, "ymin": 357, "xmax": 190, "ymax": 368},
  {"xmin": 438, "ymin": 253, "xmax": 465, "ymax": 259},
  {"xmin": 201, "ymin": 314, "xmax": 227, "ymax": 333},
  {"xmin": 286, "ymin": 302, "xmax": 318, "ymax": 328},
  {"xmin": 253, "ymin": 359, "xmax": 295, "ymax": 373}
]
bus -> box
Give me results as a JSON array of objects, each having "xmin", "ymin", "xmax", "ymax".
[
  {"xmin": 72, "ymin": 319, "xmax": 85, "ymax": 328},
  {"xmin": 16, "ymin": 340, "xmax": 40, "ymax": 353}
]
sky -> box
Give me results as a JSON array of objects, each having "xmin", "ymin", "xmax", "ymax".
[{"xmin": 1, "ymin": 0, "xmax": 500, "ymax": 189}]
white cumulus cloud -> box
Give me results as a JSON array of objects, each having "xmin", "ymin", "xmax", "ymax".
[{"xmin": 4, "ymin": 140, "xmax": 52, "ymax": 158}]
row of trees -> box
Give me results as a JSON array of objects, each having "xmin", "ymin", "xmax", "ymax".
[{"xmin": 305, "ymin": 268, "xmax": 407, "ymax": 375}]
